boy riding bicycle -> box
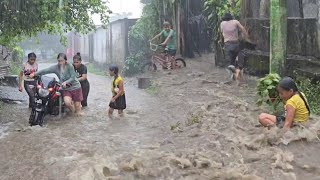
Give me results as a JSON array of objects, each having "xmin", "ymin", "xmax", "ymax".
[{"xmin": 150, "ymin": 21, "xmax": 177, "ymax": 69}]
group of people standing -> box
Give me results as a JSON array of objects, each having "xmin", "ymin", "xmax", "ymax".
[
  {"xmin": 19, "ymin": 52, "xmax": 126, "ymax": 118},
  {"xmin": 19, "ymin": 52, "xmax": 90, "ymax": 116},
  {"xmin": 17, "ymin": 13, "xmax": 310, "ymax": 129}
]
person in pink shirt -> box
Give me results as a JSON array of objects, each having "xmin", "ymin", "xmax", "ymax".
[
  {"xmin": 18, "ymin": 52, "xmax": 38, "ymax": 108},
  {"xmin": 220, "ymin": 13, "xmax": 250, "ymax": 81}
]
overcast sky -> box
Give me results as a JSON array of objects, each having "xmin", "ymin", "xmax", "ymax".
[{"xmin": 93, "ymin": 0, "xmax": 143, "ymax": 24}]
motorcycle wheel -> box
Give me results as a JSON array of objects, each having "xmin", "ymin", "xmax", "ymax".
[
  {"xmin": 29, "ymin": 109, "xmax": 46, "ymax": 126},
  {"xmin": 29, "ymin": 109, "xmax": 39, "ymax": 126},
  {"xmin": 37, "ymin": 111, "xmax": 46, "ymax": 126}
]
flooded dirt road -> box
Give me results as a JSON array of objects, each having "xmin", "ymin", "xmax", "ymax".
[{"xmin": 1, "ymin": 55, "xmax": 320, "ymax": 180}]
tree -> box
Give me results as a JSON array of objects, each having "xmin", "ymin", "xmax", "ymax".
[{"xmin": 0, "ymin": 0, "xmax": 112, "ymax": 47}]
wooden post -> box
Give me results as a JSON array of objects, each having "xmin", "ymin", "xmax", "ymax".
[
  {"xmin": 270, "ymin": 0, "xmax": 287, "ymax": 74},
  {"xmin": 176, "ymin": 1, "xmax": 181, "ymax": 55}
]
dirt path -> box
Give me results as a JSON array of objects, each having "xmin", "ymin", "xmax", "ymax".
[{"xmin": 0, "ymin": 54, "xmax": 320, "ymax": 180}]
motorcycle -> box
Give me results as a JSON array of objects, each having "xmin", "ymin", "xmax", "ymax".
[{"xmin": 28, "ymin": 75, "xmax": 65, "ymax": 126}]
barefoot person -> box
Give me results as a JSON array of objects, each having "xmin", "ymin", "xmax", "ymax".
[
  {"xmin": 220, "ymin": 13, "xmax": 250, "ymax": 81},
  {"xmin": 18, "ymin": 52, "xmax": 38, "ymax": 108},
  {"xmin": 258, "ymin": 77, "xmax": 310, "ymax": 129},
  {"xmin": 73, "ymin": 52, "xmax": 90, "ymax": 107},
  {"xmin": 108, "ymin": 65, "xmax": 126, "ymax": 117},
  {"xmin": 30, "ymin": 53, "xmax": 84, "ymax": 116}
]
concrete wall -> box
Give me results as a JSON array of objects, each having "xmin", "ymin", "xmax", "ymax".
[
  {"xmin": 79, "ymin": 35, "xmax": 89, "ymax": 61},
  {"xmin": 93, "ymin": 28, "xmax": 107, "ymax": 64},
  {"xmin": 73, "ymin": 18, "xmax": 137, "ymax": 68},
  {"xmin": 107, "ymin": 20, "xmax": 126, "ymax": 66},
  {"xmin": 216, "ymin": 0, "xmax": 320, "ymax": 78},
  {"xmin": 243, "ymin": 18, "xmax": 320, "ymax": 58}
]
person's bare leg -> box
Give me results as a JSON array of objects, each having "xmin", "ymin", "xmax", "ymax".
[
  {"xmin": 74, "ymin": 101, "xmax": 84, "ymax": 116},
  {"xmin": 171, "ymin": 56, "xmax": 176, "ymax": 69},
  {"xmin": 118, "ymin": 110, "xmax": 124, "ymax": 117},
  {"xmin": 108, "ymin": 108, "xmax": 114, "ymax": 119},
  {"xmin": 258, "ymin": 113, "xmax": 277, "ymax": 127},
  {"xmin": 64, "ymin": 96, "xmax": 75, "ymax": 115},
  {"xmin": 235, "ymin": 68, "xmax": 241, "ymax": 85},
  {"xmin": 235, "ymin": 69, "xmax": 241, "ymax": 81}
]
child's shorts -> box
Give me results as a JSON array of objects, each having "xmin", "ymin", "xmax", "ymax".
[{"xmin": 276, "ymin": 115, "xmax": 285, "ymax": 128}]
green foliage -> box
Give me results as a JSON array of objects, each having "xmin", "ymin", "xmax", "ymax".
[
  {"xmin": 296, "ymin": 77, "xmax": 320, "ymax": 115},
  {"xmin": 186, "ymin": 114, "xmax": 202, "ymax": 126},
  {"xmin": 11, "ymin": 46, "xmax": 24, "ymax": 62},
  {"xmin": 256, "ymin": 73, "xmax": 282, "ymax": 114},
  {"xmin": 204, "ymin": 0, "xmax": 240, "ymax": 42},
  {"xmin": 8, "ymin": 46, "xmax": 24, "ymax": 75},
  {"xmin": 124, "ymin": 52, "xmax": 145, "ymax": 76},
  {"xmin": 124, "ymin": 2, "xmax": 159, "ymax": 76},
  {"xmin": 9, "ymin": 62, "xmax": 22, "ymax": 75},
  {"xmin": 0, "ymin": 0, "xmax": 111, "ymax": 46}
]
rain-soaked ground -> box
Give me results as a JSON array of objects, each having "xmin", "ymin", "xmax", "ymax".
[{"xmin": 0, "ymin": 54, "xmax": 320, "ymax": 180}]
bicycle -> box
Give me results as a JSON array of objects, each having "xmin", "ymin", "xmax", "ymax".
[{"xmin": 141, "ymin": 43, "xmax": 186, "ymax": 72}]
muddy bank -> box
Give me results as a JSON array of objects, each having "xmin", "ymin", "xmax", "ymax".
[{"xmin": 0, "ymin": 54, "xmax": 320, "ymax": 180}]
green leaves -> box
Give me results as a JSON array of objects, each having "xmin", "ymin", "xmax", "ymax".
[
  {"xmin": 256, "ymin": 73, "xmax": 282, "ymax": 114},
  {"xmin": 124, "ymin": 1, "xmax": 159, "ymax": 76},
  {"xmin": 203, "ymin": 0, "xmax": 241, "ymax": 49},
  {"xmin": 0, "ymin": 0, "xmax": 111, "ymax": 47}
]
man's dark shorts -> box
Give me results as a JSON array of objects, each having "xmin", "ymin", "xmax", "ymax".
[
  {"xmin": 224, "ymin": 41, "xmax": 244, "ymax": 69},
  {"xmin": 276, "ymin": 115, "xmax": 285, "ymax": 128}
]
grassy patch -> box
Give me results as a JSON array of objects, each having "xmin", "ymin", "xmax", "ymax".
[
  {"xmin": 87, "ymin": 63, "xmax": 106, "ymax": 76},
  {"xmin": 186, "ymin": 114, "xmax": 202, "ymax": 126}
]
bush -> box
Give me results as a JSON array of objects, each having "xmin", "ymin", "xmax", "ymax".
[
  {"xmin": 256, "ymin": 73, "xmax": 282, "ymax": 114},
  {"xmin": 12, "ymin": 46, "xmax": 24, "ymax": 63},
  {"xmin": 123, "ymin": 51, "xmax": 146, "ymax": 76},
  {"xmin": 9, "ymin": 62, "xmax": 21, "ymax": 75},
  {"xmin": 9, "ymin": 46, "xmax": 24, "ymax": 75},
  {"xmin": 296, "ymin": 77, "xmax": 320, "ymax": 115},
  {"xmin": 124, "ymin": 2, "xmax": 159, "ymax": 76}
]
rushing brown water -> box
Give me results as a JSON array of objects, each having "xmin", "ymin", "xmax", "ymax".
[{"xmin": 0, "ymin": 55, "xmax": 320, "ymax": 180}]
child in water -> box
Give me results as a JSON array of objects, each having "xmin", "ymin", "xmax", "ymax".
[
  {"xmin": 258, "ymin": 77, "xmax": 310, "ymax": 129},
  {"xmin": 108, "ymin": 65, "xmax": 126, "ymax": 118}
]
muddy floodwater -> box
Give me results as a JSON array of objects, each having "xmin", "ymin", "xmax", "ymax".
[{"xmin": 1, "ymin": 54, "xmax": 320, "ymax": 180}]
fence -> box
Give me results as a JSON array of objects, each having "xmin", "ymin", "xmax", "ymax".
[{"xmin": 70, "ymin": 18, "xmax": 137, "ymax": 68}]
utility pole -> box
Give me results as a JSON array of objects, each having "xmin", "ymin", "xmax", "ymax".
[{"xmin": 270, "ymin": 0, "xmax": 287, "ymax": 74}]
